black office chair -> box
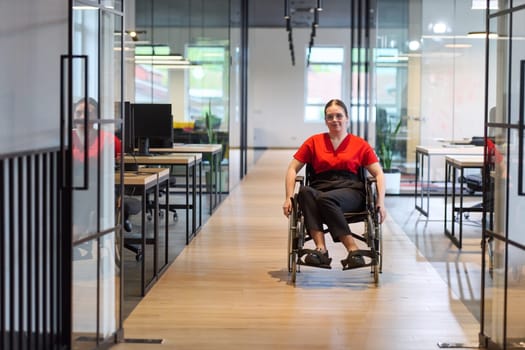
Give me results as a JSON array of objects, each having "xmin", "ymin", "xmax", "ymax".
[
  {"xmin": 145, "ymin": 173, "xmax": 178, "ymax": 221},
  {"xmin": 122, "ymin": 196, "xmax": 150, "ymax": 261},
  {"xmin": 123, "ymin": 196, "xmax": 141, "ymax": 232}
]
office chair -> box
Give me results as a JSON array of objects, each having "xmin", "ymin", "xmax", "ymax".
[
  {"xmin": 122, "ymin": 196, "xmax": 145, "ymax": 261},
  {"xmin": 145, "ymin": 173, "xmax": 178, "ymax": 221},
  {"xmin": 123, "ymin": 196, "xmax": 141, "ymax": 231}
]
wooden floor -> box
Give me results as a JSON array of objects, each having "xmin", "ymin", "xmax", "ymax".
[{"xmin": 112, "ymin": 149, "xmax": 480, "ymax": 350}]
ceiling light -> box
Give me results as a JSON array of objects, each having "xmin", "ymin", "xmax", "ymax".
[
  {"xmin": 445, "ymin": 43, "xmax": 472, "ymax": 48},
  {"xmin": 433, "ymin": 22, "xmax": 448, "ymax": 34},
  {"xmin": 72, "ymin": 5, "xmax": 98, "ymax": 10},
  {"xmin": 134, "ymin": 45, "xmax": 193, "ymax": 66},
  {"xmin": 125, "ymin": 30, "xmax": 146, "ymax": 42},
  {"xmin": 408, "ymin": 40, "xmax": 421, "ymax": 51},
  {"xmin": 135, "ymin": 54, "xmax": 184, "ymax": 61}
]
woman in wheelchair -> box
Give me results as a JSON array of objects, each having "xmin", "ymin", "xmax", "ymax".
[{"xmin": 283, "ymin": 99, "xmax": 386, "ymax": 270}]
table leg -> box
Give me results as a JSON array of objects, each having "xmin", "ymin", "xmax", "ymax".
[
  {"xmin": 185, "ymin": 164, "xmax": 189, "ymax": 244},
  {"xmin": 140, "ymin": 186, "xmax": 146, "ymax": 296},
  {"xmin": 415, "ymin": 151, "xmax": 430, "ymax": 216}
]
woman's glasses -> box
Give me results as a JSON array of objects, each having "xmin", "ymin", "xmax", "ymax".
[{"xmin": 325, "ymin": 113, "xmax": 345, "ymax": 121}]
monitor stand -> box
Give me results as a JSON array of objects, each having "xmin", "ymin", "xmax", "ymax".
[
  {"xmin": 124, "ymin": 163, "xmax": 139, "ymax": 171},
  {"xmin": 138, "ymin": 137, "xmax": 150, "ymax": 155}
]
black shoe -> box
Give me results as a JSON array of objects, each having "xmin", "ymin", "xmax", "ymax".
[
  {"xmin": 300, "ymin": 249, "xmax": 332, "ymax": 269},
  {"xmin": 341, "ymin": 251, "xmax": 366, "ymax": 270}
]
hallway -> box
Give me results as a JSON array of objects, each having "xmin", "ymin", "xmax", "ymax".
[{"xmin": 112, "ymin": 149, "xmax": 480, "ymax": 350}]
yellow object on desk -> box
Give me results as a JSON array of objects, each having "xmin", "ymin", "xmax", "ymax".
[{"xmin": 173, "ymin": 121, "xmax": 195, "ymax": 129}]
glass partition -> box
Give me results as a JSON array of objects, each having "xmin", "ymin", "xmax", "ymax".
[
  {"xmin": 375, "ymin": 0, "xmax": 487, "ymax": 189},
  {"xmin": 134, "ymin": 0, "xmax": 231, "ymax": 193},
  {"xmin": 481, "ymin": 2, "xmax": 525, "ymax": 348},
  {"xmin": 71, "ymin": 0, "xmax": 123, "ymax": 346}
]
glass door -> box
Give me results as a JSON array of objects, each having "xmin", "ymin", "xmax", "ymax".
[
  {"xmin": 481, "ymin": 1, "xmax": 525, "ymax": 349},
  {"xmin": 70, "ymin": 0, "xmax": 123, "ymax": 347}
]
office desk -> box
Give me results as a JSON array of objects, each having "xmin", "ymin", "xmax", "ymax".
[
  {"xmin": 150, "ymin": 143, "xmax": 223, "ymax": 214},
  {"xmin": 116, "ymin": 168, "xmax": 169, "ymax": 296},
  {"xmin": 124, "ymin": 153, "xmax": 202, "ymax": 244},
  {"xmin": 415, "ymin": 145, "xmax": 483, "ymax": 217},
  {"xmin": 444, "ymin": 155, "xmax": 484, "ymax": 249},
  {"xmin": 136, "ymin": 167, "xmax": 171, "ymax": 274}
]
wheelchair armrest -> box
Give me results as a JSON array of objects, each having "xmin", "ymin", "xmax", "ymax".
[{"xmin": 295, "ymin": 175, "xmax": 304, "ymax": 186}]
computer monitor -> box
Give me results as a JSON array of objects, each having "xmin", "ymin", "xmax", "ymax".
[
  {"xmin": 122, "ymin": 101, "xmax": 135, "ymax": 154},
  {"xmin": 131, "ymin": 103, "xmax": 173, "ymax": 154}
]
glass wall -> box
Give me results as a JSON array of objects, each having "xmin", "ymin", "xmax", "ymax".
[
  {"xmin": 71, "ymin": 0, "xmax": 123, "ymax": 347},
  {"xmin": 134, "ymin": 0, "xmax": 231, "ymax": 192},
  {"xmin": 482, "ymin": 2, "xmax": 525, "ymax": 348},
  {"xmin": 375, "ymin": 0, "xmax": 488, "ymax": 183}
]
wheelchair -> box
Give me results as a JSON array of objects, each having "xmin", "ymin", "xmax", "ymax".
[{"xmin": 287, "ymin": 166, "xmax": 383, "ymax": 285}]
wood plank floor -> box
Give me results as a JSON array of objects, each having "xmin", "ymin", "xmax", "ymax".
[{"xmin": 111, "ymin": 149, "xmax": 480, "ymax": 350}]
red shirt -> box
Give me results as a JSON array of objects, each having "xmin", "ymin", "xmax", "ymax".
[
  {"xmin": 294, "ymin": 133, "xmax": 378, "ymax": 175},
  {"xmin": 72, "ymin": 130, "xmax": 122, "ymax": 162}
]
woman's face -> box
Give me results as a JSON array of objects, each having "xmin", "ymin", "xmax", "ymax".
[
  {"xmin": 324, "ymin": 104, "xmax": 348, "ymax": 133},
  {"xmin": 74, "ymin": 102, "xmax": 97, "ymax": 131}
]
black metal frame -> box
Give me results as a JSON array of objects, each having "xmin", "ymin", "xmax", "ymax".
[
  {"xmin": 480, "ymin": 3, "xmax": 525, "ymax": 349},
  {"xmin": 349, "ymin": 0, "xmax": 374, "ymax": 141}
]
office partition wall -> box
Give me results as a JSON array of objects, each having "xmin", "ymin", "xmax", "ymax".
[
  {"xmin": 480, "ymin": 2, "xmax": 525, "ymax": 349},
  {"xmin": 70, "ymin": 1, "xmax": 125, "ymax": 348}
]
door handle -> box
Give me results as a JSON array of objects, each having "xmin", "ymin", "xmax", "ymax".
[
  {"xmin": 518, "ymin": 60, "xmax": 524, "ymax": 195},
  {"xmin": 60, "ymin": 54, "xmax": 89, "ymax": 190}
]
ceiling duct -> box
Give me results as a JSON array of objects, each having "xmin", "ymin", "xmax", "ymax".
[{"xmin": 284, "ymin": 0, "xmax": 321, "ymax": 66}]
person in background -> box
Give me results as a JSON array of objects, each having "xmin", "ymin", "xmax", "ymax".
[
  {"xmin": 282, "ymin": 99, "xmax": 386, "ymax": 269},
  {"xmin": 72, "ymin": 97, "xmax": 121, "ymax": 249},
  {"xmin": 72, "ymin": 97, "xmax": 121, "ymax": 160}
]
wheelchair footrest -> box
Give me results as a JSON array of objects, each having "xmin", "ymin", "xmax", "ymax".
[
  {"xmin": 297, "ymin": 249, "xmax": 332, "ymax": 269},
  {"xmin": 341, "ymin": 249, "xmax": 377, "ymax": 270}
]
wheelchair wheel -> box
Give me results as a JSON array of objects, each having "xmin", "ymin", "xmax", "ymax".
[
  {"xmin": 288, "ymin": 196, "xmax": 300, "ymax": 272},
  {"xmin": 287, "ymin": 209, "xmax": 296, "ymax": 273},
  {"xmin": 291, "ymin": 217, "xmax": 304, "ymax": 284},
  {"xmin": 366, "ymin": 214, "xmax": 381, "ymax": 285},
  {"xmin": 373, "ymin": 214, "xmax": 383, "ymax": 284},
  {"xmin": 288, "ymin": 196, "xmax": 304, "ymax": 284},
  {"xmin": 365, "ymin": 216, "xmax": 378, "ymax": 284}
]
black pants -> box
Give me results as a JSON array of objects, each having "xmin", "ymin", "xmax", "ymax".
[{"xmin": 297, "ymin": 186, "xmax": 365, "ymax": 241}]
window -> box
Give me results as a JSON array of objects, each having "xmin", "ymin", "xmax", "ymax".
[
  {"xmin": 186, "ymin": 45, "xmax": 228, "ymax": 122},
  {"xmin": 134, "ymin": 46, "xmax": 171, "ymax": 103},
  {"xmin": 305, "ymin": 47, "xmax": 344, "ymax": 122}
]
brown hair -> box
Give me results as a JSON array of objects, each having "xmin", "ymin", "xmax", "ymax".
[{"xmin": 324, "ymin": 99, "xmax": 348, "ymax": 117}]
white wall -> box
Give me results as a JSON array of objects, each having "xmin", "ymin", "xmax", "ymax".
[
  {"xmin": 0, "ymin": 0, "xmax": 68, "ymax": 155},
  {"xmin": 248, "ymin": 27, "xmax": 350, "ymax": 148}
]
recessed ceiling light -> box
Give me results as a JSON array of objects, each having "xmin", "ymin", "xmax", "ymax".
[
  {"xmin": 408, "ymin": 40, "xmax": 421, "ymax": 51},
  {"xmin": 445, "ymin": 43, "xmax": 472, "ymax": 48},
  {"xmin": 433, "ymin": 22, "xmax": 448, "ymax": 34}
]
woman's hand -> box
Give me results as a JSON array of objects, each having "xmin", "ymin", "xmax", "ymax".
[
  {"xmin": 282, "ymin": 197, "xmax": 292, "ymax": 217},
  {"xmin": 376, "ymin": 205, "xmax": 387, "ymax": 224}
]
